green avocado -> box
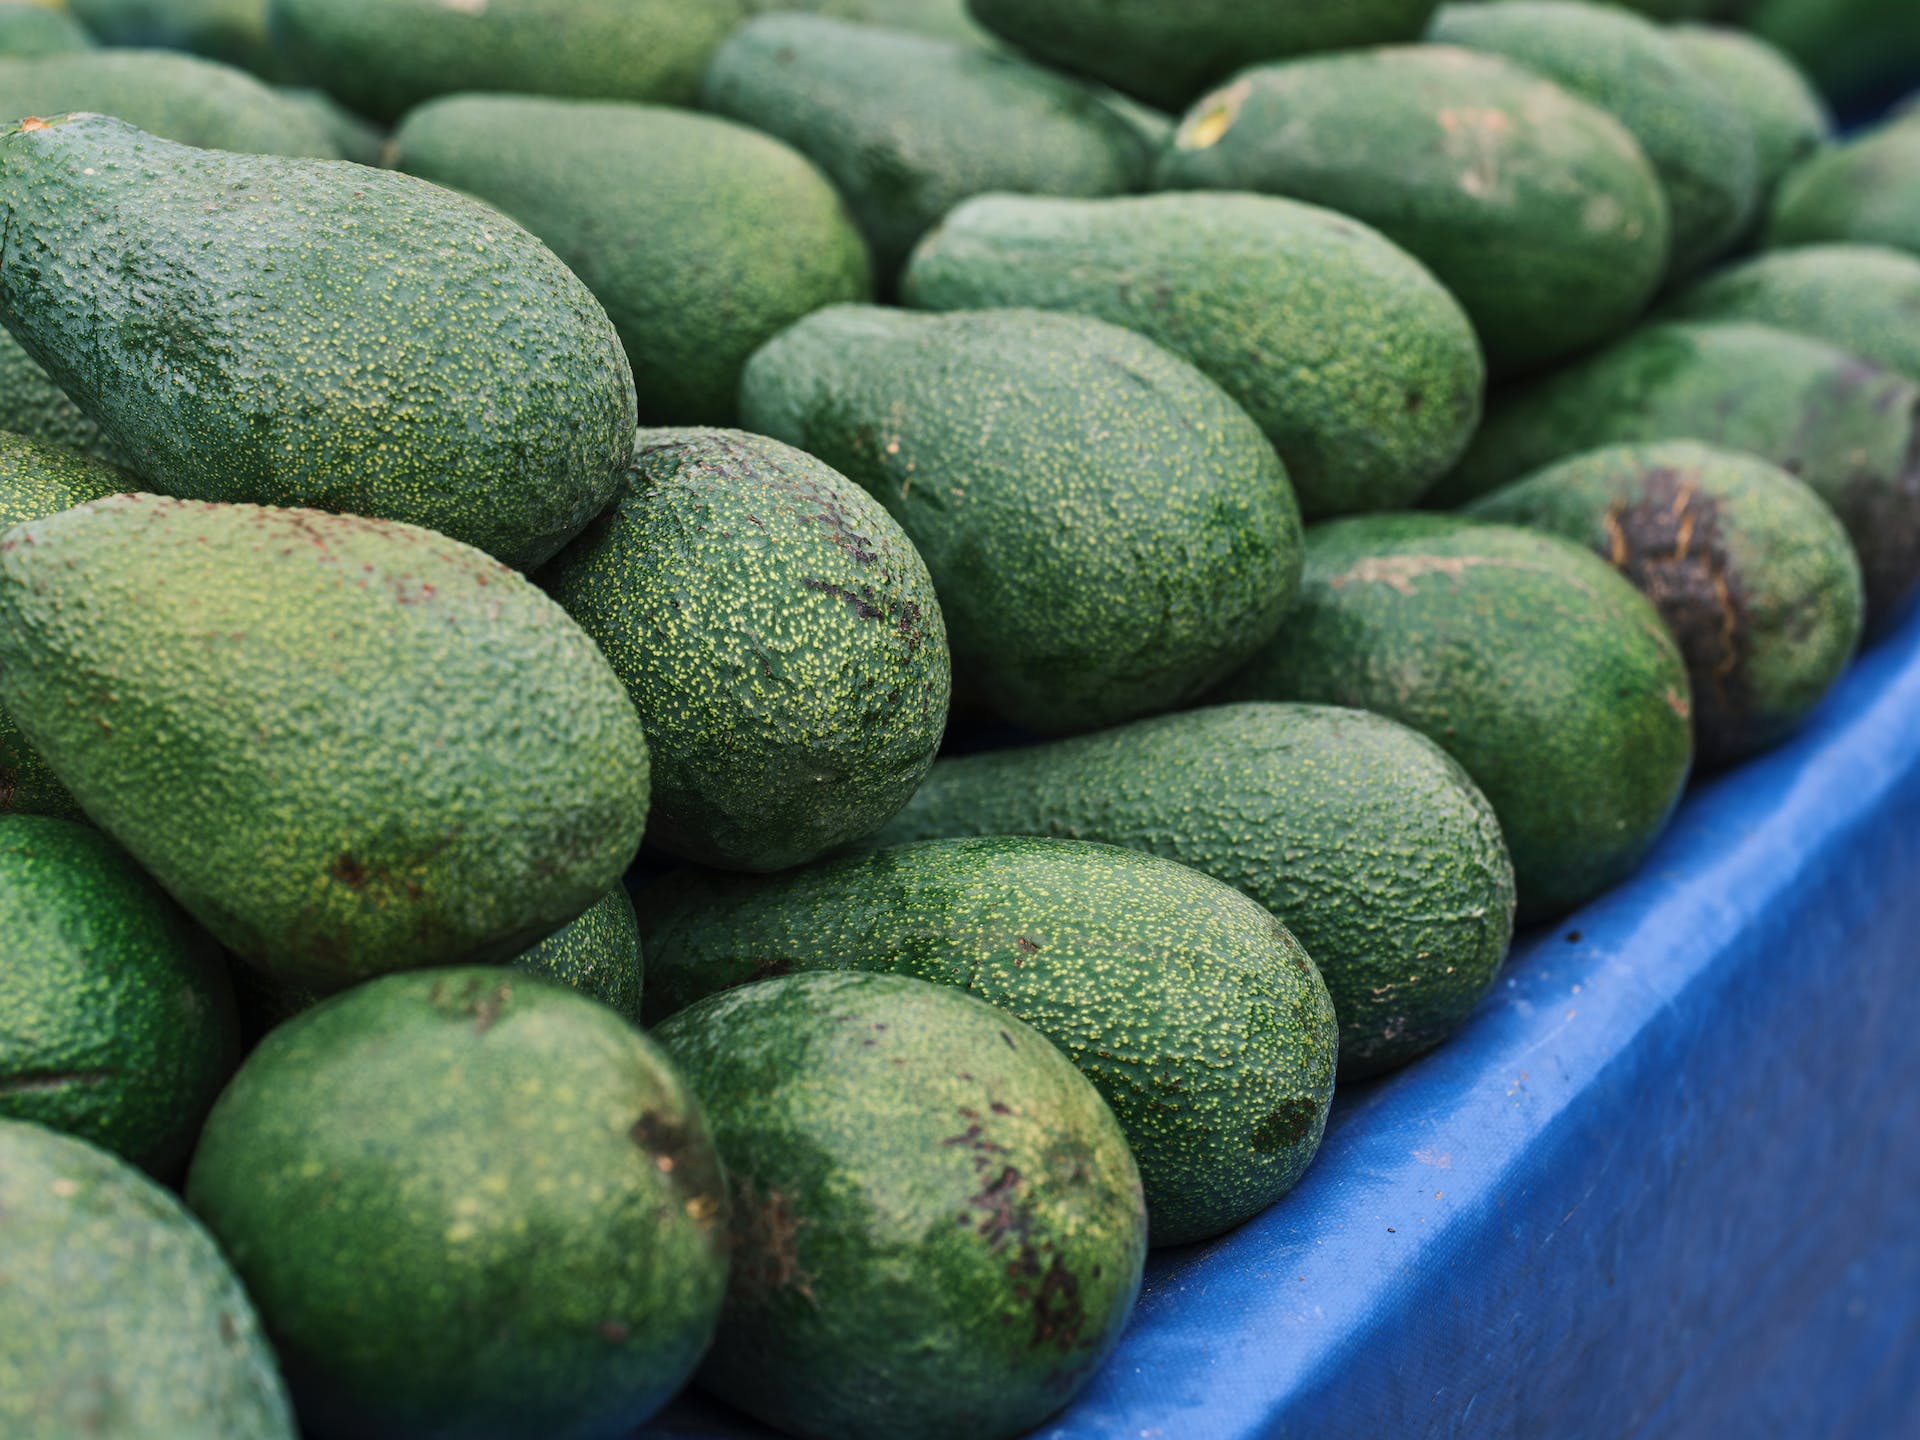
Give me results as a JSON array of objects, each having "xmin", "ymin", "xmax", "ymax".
[
  {"xmin": 275, "ymin": 85, "xmax": 384, "ymax": 165},
  {"xmin": 872, "ymin": 703, "xmax": 1516, "ymax": 1079},
  {"xmin": 1217, "ymin": 515, "xmax": 1694, "ymax": 924},
  {"xmin": 187, "ymin": 969, "xmax": 728, "ymax": 1440},
  {"xmin": 902, "ymin": 192, "xmax": 1485, "ymax": 516},
  {"xmin": 0, "ymin": 1120, "xmax": 296, "ymax": 1440},
  {"xmin": 67, "ymin": 0, "xmax": 285, "ymax": 78},
  {"xmin": 640, "ymin": 835, "xmax": 1339, "ymax": 1247},
  {"xmin": 0, "ymin": 2, "xmax": 93, "ymax": 56},
  {"xmin": 740, "ymin": 306, "xmax": 1300, "ymax": 734},
  {"xmin": 751, "ymin": 0, "xmax": 994, "ymax": 46},
  {"xmin": 0, "ymin": 113, "xmax": 635, "ymax": 569},
  {"xmin": 1767, "ymin": 119, "xmax": 1920, "ymax": 259},
  {"xmin": 1467, "ymin": 441, "xmax": 1864, "ymax": 766},
  {"xmin": 544, "ymin": 428, "xmax": 949, "ymax": 871},
  {"xmin": 392, "ymin": 96, "xmax": 872, "ymax": 426},
  {"xmin": 656, "ymin": 970, "xmax": 1145, "ymax": 1440},
  {"xmin": 0, "ymin": 496, "xmax": 651, "ymax": 991},
  {"xmin": 1440, "ymin": 321, "xmax": 1920, "ymax": 626},
  {"xmin": 1669, "ymin": 25, "xmax": 1831, "ymax": 228},
  {"xmin": 0, "ymin": 815, "xmax": 239, "ymax": 1175},
  {"xmin": 0, "ymin": 332, "xmax": 120, "ymax": 462},
  {"xmin": 1154, "ymin": 46, "xmax": 1668, "ymax": 378},
  {"xmin": 962, "ymin": 0, "xmax": 1440, "ymax": 112},
  {"xmin": 1740, "ymin": 0, "xmax": 1920, "ymax": 109},
  {"xmin": 700, "ymin": 14, "xmax": 1156, "ymax": 279}
]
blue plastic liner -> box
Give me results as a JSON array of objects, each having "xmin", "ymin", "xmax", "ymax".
[{"xmin": 644, "ymin": 604, "xmax": 1920, "ymax": 1440}]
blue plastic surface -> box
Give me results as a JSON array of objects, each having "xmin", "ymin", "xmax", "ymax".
[{"xmin": 643, "ymin": 606, "xmax": 1920, "ymax": 1440}]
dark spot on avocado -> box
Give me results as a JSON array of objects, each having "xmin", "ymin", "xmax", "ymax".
[
  {"xmin": 1015, "ymin": 936, "xmax": 1039, "ymax": 954},
  {"xmin": 1252, "ymin": 1098, "xmax": 1318, "ymax": 1152},
  {"xmin": 0, "ymin": 767, "xmax": 14, "ymax": 811},
  {"xmin": 218, "ymin": 1313, "xmax": 238, "ymax": 1343},
  {"xmin": 598, "ymin": 1320, "xmax": 629, "ymax": 1343},
  {"xmin": 731, "ymin": 1179, "xmax": 816, "ymax": 1304},
  {"xmin": 1406, "ymin": 391, "xmax": 1425, "ymax": 413},
  {"xmin": 1030, "ymin": 1254, "xmax": 1088, "ymax": 1355},
  {"xmin": 803, "ymin": 578, "xmax": 885, "ymax": 620},
  {"xmin": 330, "ymin": 853, "xmax": 368, "ymax": 889},
  {"xmin": 0, "ymin": 1067, "xmax": 115, "ymax": 1096},
  {"xmin": 753, "ymin": 955, "xmax": 796, "ymax": 981}
]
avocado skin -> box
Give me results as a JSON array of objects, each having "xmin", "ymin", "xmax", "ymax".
[
  {"xmin": 0, "ymin": 4, "xmax": 94, "ymax": 56},
  {"xmin": 0, "ymin": 1120, "xmax": 296, "ymax": 1440},
  {"xmin": 0, "ymin": 333, "xmax": 121, "ymax": 463},
  {"xmin": 872, "ymin": 703, "xmax": 1516, "ymax": 1079},
  {"xmin": 1768, "ymin": 120, "xmax": 1920, "ymax": 258},
  {"xmin": 1669, "ymin": 25, "xmax": 1831, "ymax": 228},
  {"xmin": 640, "ymin": 835, "xmax": 1338, "ymax": 1247},
  {"xmin": 1218, "ymin": 516, "xmax": 1694, "ymax": 925},
  {"xmin": 742, "ymin": 306, "xmax": 1299, "ymax": 734},
  {"xmin": 1155, "ymin": 47, "xmax": 1668, "ymax": 378},
  {"xmin": 762, "ymin": 0, "xmax": 993, "ymax": 46},
  {"xmin": 392, "ymin": 96, "xmax": 872, "ymax": 425},
  {"xmin": 70, "ymin": 0, "xmax": 286, "ymax": 79},
  {"xmin": 963, "ymin": 0, "xmax": 1440, "ymax": 112},
  {"xmin": 0, "ymin": 113, "xmax": 635, "ymax": 569},
  {"xmin": 1469, "ymin": 441, "xmax": 1864, "ymax": 767},
  {"xmin": 655, "ymin": 970, "xmax": 1145, "ymax": 1440},
  {"xmin": 902, "ymin": 192, "xmax": 1485, "ymax": 516},
  {"xmin": 545, "ymin": 428, "xmax": 949, "ymax": 871},
  {"xmin": 268, "ymin": 0, "xmax": 747, "ymax": 124},
  {"xmin": 701, "ymin": 15, "xmax": 1156, "ymax": 278},
  {"xmin": 0, "ymin": 496, "xmax": 651, "ymax": 991},
  {"xmin": 186, "ymin": 969, "xmax": 728, "ymax": 1440},
  {"xmin": 1441, "ymin": 321, "xmax": 1920, "ymax": 627}
]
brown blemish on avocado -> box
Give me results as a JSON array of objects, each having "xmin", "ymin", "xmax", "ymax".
[
  {"xmin": 802, "ymin": 578, "xmax": 885, "ymax": 620},
  {"xmin": 731, "ymin": 1179, "xmax": 816, "ymax": 1304},
  {"xmin": 1841, "ymin": 416, "xmax": 1920, "ymax": 625},
  {"xmin": 330, "ymin": 853, "xmax": 368, "ymax": 889},
  {"xmin": 0, "ymin": 1068, "xmax": 115, "ymax": 1096},
  {"xmin": 1251, "ymin": 1098, "xmax": 1318, "ymax": 1153}
]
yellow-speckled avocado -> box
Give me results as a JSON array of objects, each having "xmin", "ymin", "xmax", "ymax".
[
  {"xmin": 187, "ymin": 969, "xmax": 728, "ymax": 1440},
  {"xmin": 0, "ymin": 113, "xmax": 635, "ymax": 569},
  {"xmin": 0, "ymin": 496, "xmax": 651, "ymax": 991},
  {"xmin": 640, "ymin": 835, "xmax": 1339, "ymax": 1247}
]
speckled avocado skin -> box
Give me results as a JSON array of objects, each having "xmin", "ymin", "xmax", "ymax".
[
  {"xmin": 902, "ymin": 192, "xmax": 1484, "ymax": 516},
  {"xmin": 1468, "ymin": 441, "xmax": 1864, "ymax": 766},
  {"xmin": 0, "ymin": 496, "xmax": 651, "ymax": 990},
  {"xmin": 0, "ymin": 1119, "xmax": 295, "ymax": 1440},
  {"xmin": 640, "ymin": 835, "xmax": 1339, "ymax": 1247},
  {"xmin": 1442, "ymin": 321, "xmax": 1920, "ymax": 627},
  {"xmin": 0, "ymin": 113, "xmax": 636, "ymax": 569},
  {"xmin": 0, "ymin": 4, "xmax": 94, "ymax": 57},
  {"xmin": 0, "ymin": 330, "xmax": 122, "ymax": 463},
  {"xmin": 1768, "ymin": 118, "xmax": 1920, "ymax": 258},
  {"xmin": 268, "ymin": 0, "xmax": 748, "ymax": 124},
  {"xmin": 392, "ymin": 97, "xmax": 871, "ymax": 425},
  {"xmin": 1669, "ymin": 25, "xmax": 1831, "ymax": 228},
  {"xmin": 1154, "ymin": 47, "xmax": 1669, "ymax": 377},
  {"xmin": 545, "ymin": 429, "xmax": 949, "ymax": 871},
  {"xmin": 1218, "ymin": 516, "xmax": 1694, "ymax": 924},
  {"xmin": 870, "ymin": 704, "xmax": 1515, "ymax": 1079},
  {"xmin": 741, "ymin": 306, "xmax": 1299, "ymax": 734},
  {"xmin": 963, "ymin": 0, "xmax": 1440, "ymax": 112},
  {"xmin": 186, "ymin": 969, "xmax": 728, "ymax": 1440},
  {"xmin": 71, "ymin": 0, "xmax": 285, "ymax": 80},
  {"xmin": 701, "ymin": 15, "xmax": 1156, "ymax": 278},
  {"xmin": 0, "ymin": 815, "xmax": 239, "ymax": 1176},
  {"xmin": 655, "ymin": 970, "xmax": 1145, "ymax": 1440}
]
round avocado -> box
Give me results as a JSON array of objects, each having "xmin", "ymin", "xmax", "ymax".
[{"xmin": 1767, "ymin": 118, "xmax": 1920, "ymax": 257}]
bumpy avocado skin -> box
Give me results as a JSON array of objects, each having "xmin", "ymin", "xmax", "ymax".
[
  {"xmin": 1156, "ymin": 47, "xmax": 1668, "ymax": 378},
  {"xmin": 903, "ymin": 192, "xmax": 1484, "ymax": 515},
  {"xmin": 0, "ymin": 3, "xmax": 94, "ymax": 56},
  {"xmin": 268, "ymin": 0, "xmax": 748, "ymax": 123},
  {"xmin": 0, "ymin": 496, "xmax": 651, "ymax": 991},
  {"xmin": 0, "ymin": 815, "xmax": 239, "ymax": 1175},
  {"xmin": 0, "ymin": 1120, "xmax": 296, "ymax": 1440},
  {"xmin": 1218, "ymin": 516, "xmax": 1695, "ymax": 925},
  {"xmin": 392, "ymin": 96, "xmax": 871, "ymax": 425},
  {"xmin": 1768, "ymin": 119, "xmax": 1920, "ymax": 258},
  {"xmin": 1442, "ymin": 321, "xmax": 1920, "ymax": 626},
  {"xmin": 0, "ymin": 113, "xmax": 635, "ymax": 569},
  {"xmin": 1669, "ymin": 25, "xmax": 1831, "ymax": 227},
  {"xmin": 186, "ymin": 969, "xmax": 728, "ymax": 1440},
  {"xmin": 0, "ymin": 331, "xmax": 120, "ymax": 462},
  {"xmin": 963, "ymin": 0, "xmax": 1439, "ymax": 112},
  {"xmin": 701, "ymin": 15, "xmax": 1156, "ymax": 279},
  {"xmin": 872, "ymin": 703, "xmax": 1516, "ymax": 1079},
  {"xmin": 741, "ymin": 306, "xmax": 1300, "ymax": 734},
  {"xmin": 656, "ymin": 970, "xmax": 1146, "ymax": 1440},
  {"xmin": 640, "ymin": 835, "xmax": 1339, "ymax": 1247},
  {"xmin": 545, "ymin": 429, "xmax": 949, "ymax": 871},
  {"xmin": 1468, "ymin": 441, "xmax": 1864, "ymax": 766}
]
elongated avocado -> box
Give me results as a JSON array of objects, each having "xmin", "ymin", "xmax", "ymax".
[
  {"xmin": 1669, "ymin": 25, "xmax": 1831, "ymax": 228},
  {"xmin": 758, "ymin": 0, "xmax": 993, "ymax": 46},
  {"xmin": 1768, "ymin": 120, "xmax": 1920, "ymax": 258},
  {"xmin": 0, "ymin": 2, "xmax": 93, "ymax": 56},
  {"xmin": 69, "ymin": 0, "xmax": 284, "ymax": 79}
]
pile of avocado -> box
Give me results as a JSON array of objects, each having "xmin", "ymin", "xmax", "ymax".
[{"xmin": 1, "ymin": 1, "xmax": 1916, "ymax": 1436}]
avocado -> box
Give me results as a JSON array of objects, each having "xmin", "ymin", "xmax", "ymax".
[
  {"xmin": 753, "ymin": 0, "xmax": 994, "ymax": 46},
  {"xmin": 1153, "ymin": 46, "xmax": 1668, "ymax": 378},
  {"xmin": 1467, "ymin": 442, "xmax": 1864, "ymax": 766},
  {"xmin": 0, "ymin": 1120, "xmax": 296, "ymax": 1440},
  {"xmin": 871, "ymin": 703, "xmax": 1516, "ymax": 1079},
  {"xmin": 1767, "ymin": 119, "xmax": 1920, "ymax": 259},
  {"xmin": 0, "ymin": 49, "xmax": 340, "ymax": 157},
  {"xmin": 0, "ymin": 496, "xmax": 651, "ymax": 991},
  {"xmin": 656, "ymin": 970, "xmax": 1143, "ymax": 1440},
  {"xmin": 0, "ymin": 331, "xmax": 120, "ymax": 462},
  {"xmin": 268, "ymin": 0, "xmax": 748, "ymax": 124},
  {"xmin": 640, "ymin": 835, "xmax": 1338, "ymax": 1246},
  {"xmin": 187, "ymin": 968, "xmax": 728, "ymax": 1440},
  {"xmin": 1440, "ymin": 321, "xmax": 1920, "ymax": 627},
  {"xmin": 962, "ymin": 0, "xmax": 1441, "ymax": 112},
  {"xmin": 700, "ymin": 15, "xmax": 1156, "ymax": 279},
  {"xmin": 902, "ymin": 192, "xmax": 1485, "ymax": 516},
  {"xmin": 1217, "ymin": 516, "xmax": 1694, "ymax": 924},
  {"xmin": 1740, "ymin": 0, "xmax": 1920, "ymax": 110},
  {"xmin": 0, "ymin": 2, "xmax": 93, "ymax": 56},
  {"xmin": 740, "ymin": 306, "xmax": 1300, "ymax": 734},
  {"xmin": 0, "ymin": 113, "xmax": 635, "ymax": 569},
  {"xmin": 1669, "ymin": 25, "xmax": 1831, "ymax": 228},
  {"xmin": 69, "ymin": 0, "xmax": 285, "ymax": 79},
  {"xmin": 544, "ymin": 429, "xmax": 949, "ymax": 871},
  {"xmin": 275, "ymin": 85, "xmax": 384, "ymax": 165},
  {"xmin": 392, "ymin": 97, "xmax": 872, "ymax": 426}
]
